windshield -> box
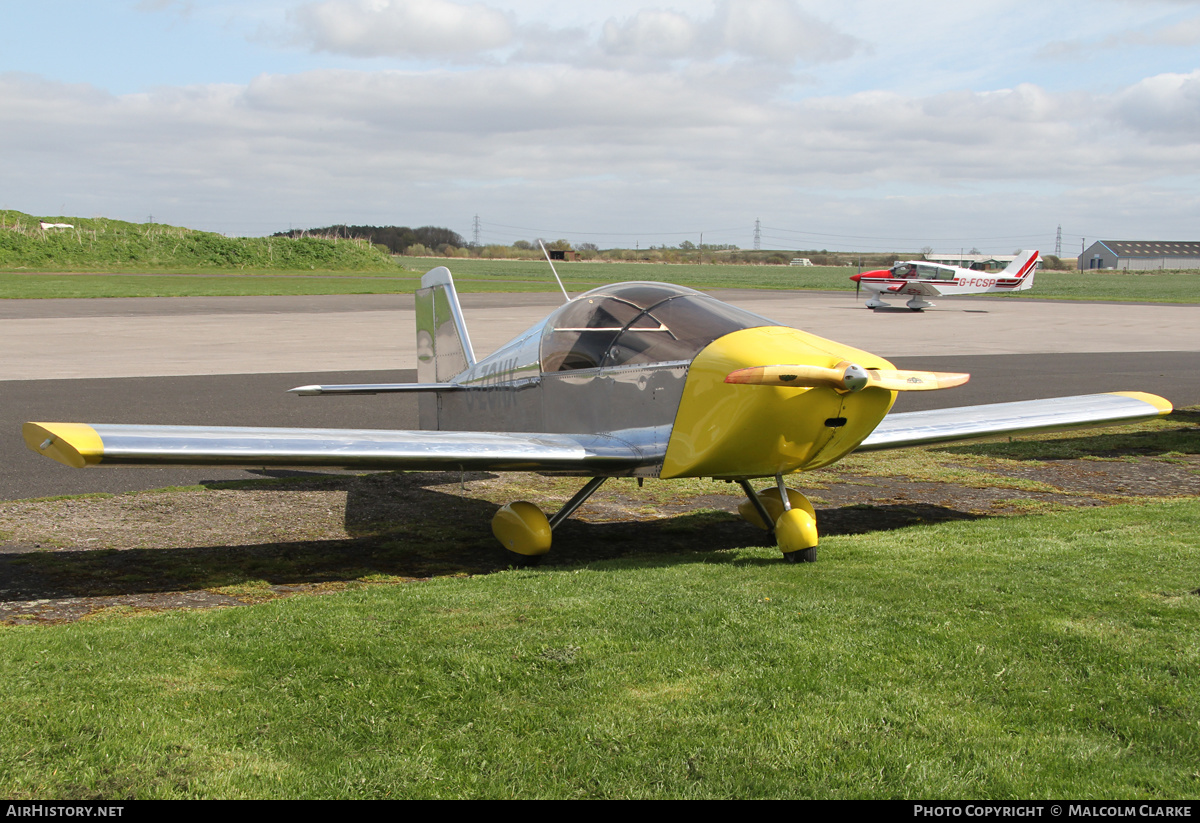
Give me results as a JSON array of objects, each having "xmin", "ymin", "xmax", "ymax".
[{"xmin": 540, "ymin": 283, "xmax": 775, "ymax": 372}]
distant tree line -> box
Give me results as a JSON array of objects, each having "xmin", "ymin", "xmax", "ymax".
[
  {"xmin": 271, "ymin": 223, "xmax": 1041, "ymax": 268},
  {"xmin": 273, "ymin": 225, "xmax": 465, "ymax": 255}
]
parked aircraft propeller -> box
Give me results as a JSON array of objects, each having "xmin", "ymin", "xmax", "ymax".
[{"xmin": 724, "ymin": 361, "xmax": 970, "ymax": 393}]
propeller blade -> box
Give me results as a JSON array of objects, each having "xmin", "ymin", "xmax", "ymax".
[
  {"xmin": 725, "ymin": 364, "xmax": 850, "ymax": 389},
  {"xmin": 865, "ymin": 369, "xmax": 970, "ymax": 391},
  {"xmin": 726, "ymin": 362, "xmax": 969, "ymax": 392}
]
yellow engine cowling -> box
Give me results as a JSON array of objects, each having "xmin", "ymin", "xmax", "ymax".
[{"xmin": 661, "ymin": 327, "xmax": 898, "ymax": 480}]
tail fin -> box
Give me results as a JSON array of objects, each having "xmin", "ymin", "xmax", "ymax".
[
  {"xmin": 1001, "ymin": 250, "xmax": 1040, "ymax": 282},
  {"xmin": 415, "ymin": 267, "xmax": 475, "ymax": 428}
]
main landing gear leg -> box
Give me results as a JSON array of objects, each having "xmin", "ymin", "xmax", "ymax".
[
  {"xmin": 737, "ymin": 479, "xmax": 777, "ymax": 541},
  {"xmin": 491, "ymin": 477, "xmax": 608, "ymax": 565},
  {"xmin": 736, "ymin": 476, "xmax": 820, "ymax": 563}
]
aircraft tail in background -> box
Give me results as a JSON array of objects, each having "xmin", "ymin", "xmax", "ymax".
[{"xmin": 999, "ymin": 250, "xmax": 1040, "ymax": 290}]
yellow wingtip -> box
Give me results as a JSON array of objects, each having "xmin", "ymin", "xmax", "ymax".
[
  {"xmin": 22, "ymin": 422, "xmax": 104, "ymax": 468},
  {"xmin": 1108, "ymin": 392, "xmax": 1173, "ymax": 416}
]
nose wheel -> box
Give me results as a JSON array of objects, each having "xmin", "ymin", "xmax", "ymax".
[{"xmin": 736, "ymin": 476, "xmax": 819, "ymax": 562}]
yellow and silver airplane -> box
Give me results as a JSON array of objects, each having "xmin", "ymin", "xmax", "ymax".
[{"xmin": 24, "ymin": 267, "xmax": 1172, "ymax": 563}]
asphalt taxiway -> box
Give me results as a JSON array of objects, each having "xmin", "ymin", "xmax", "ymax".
[{"xmin": 3, "ymin": 290, "xmax": 1196, "ymax": 500}]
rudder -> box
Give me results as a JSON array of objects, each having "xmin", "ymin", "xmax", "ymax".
[{"xmin": 415, "ymin": 267, "xmax": 476, "ymax": 428}]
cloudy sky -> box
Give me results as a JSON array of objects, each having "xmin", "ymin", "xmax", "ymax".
[{"xmin": 3, "ymin": 1, "xmax": 1198, "ymax": 253}]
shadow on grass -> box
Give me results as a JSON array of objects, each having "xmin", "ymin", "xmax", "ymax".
[
  {"xmin": 1, "ymin": 469, "xmax": 985, "ymax": 606},
  {"xmin": 937, "ymin": 408, "xmax": 1200, "ymax": 461}
]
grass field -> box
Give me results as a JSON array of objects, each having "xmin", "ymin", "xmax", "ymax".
[
  {"xmin": 2, "ymin": 405, "xmax": 1199, "ymax": 799},
  {"xmin": 0, "ymin": 271, "xmax": 423, "ymax": 299},
  {"xmin": 3, "ymin": 257, "xmax": 1197, "ymax": 302},
  {"xmin": 2, "ymin": 498, "xmax": 1198, "ymax": 799}
]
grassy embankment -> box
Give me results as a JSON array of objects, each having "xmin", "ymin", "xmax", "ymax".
[
  {"xmin": 0, "ymin": 210, "xmax": 402, "ymax": 272},
  {"xmin": 2, "ymin": 411, "xmax": 1199, "ymax": 799},
  {"xmin": 0, "ymin": 210, "xmax": 419, "ymax": 297}
]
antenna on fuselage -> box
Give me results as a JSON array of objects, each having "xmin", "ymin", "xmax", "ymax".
[{"xmin": 538, "ymin": 239, "xmax": 571, "ymax": 303}]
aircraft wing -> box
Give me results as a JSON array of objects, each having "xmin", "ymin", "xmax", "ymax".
[
  {"xmin": 895, "ymin": 280, "xmax": 942, "ymax": 297},
  {"xmin": 861, "ymin": 278, "xmax": 942, "ymax": 297},
  {"xmin": 857, "ymin": 392, "xmax": 1172, "ymax": 452},
  {"xmin": 23, "ymin": 422, "xmax": 668, "ymax": 473}
]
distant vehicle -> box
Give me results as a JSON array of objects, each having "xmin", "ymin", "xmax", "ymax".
[
  {"xmin": 790, "ymin": 258, "xmax": 814, "ymax": 266},
  {"xmin": 851, "ymin": 250, "xmax": 1040, "ymax": 311}
]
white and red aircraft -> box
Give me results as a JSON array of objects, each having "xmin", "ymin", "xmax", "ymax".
[{"xmin": 851, "ymin": 250, "xmax": 1040, "ymax": 311}]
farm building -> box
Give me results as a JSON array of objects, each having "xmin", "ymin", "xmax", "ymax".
[
  {"xmin": 1078, "ymin": 241, "xmax": 1200, "ymax": 271},
  {"xmin": 924, "ymin": 253, "xmax": 1018, "ymax": 271}
]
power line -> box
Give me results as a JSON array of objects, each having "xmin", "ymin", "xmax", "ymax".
[
  {"xmin": 761, "ymin": 225, "xmax": 1049, "ymax": 243},
  {"xmin": 483, "ymin": 220, "xmax": 751, "ymax": 238}
]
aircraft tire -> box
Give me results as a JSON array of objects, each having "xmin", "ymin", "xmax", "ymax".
[
  {"xmin": 782, "ymin": 547, "xmax": 817, "ymax": 563},
  {"xmin": 491, "ymin": 501, "xmax": 552, "ymax": 558}
]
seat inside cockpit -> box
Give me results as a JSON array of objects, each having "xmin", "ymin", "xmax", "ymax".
[{"xmin": 539, "ymin": 282, "xmax": 774, "ymax": 372}]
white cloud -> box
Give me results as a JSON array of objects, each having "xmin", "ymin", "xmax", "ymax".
[
  {"xmin": 714, "ymin": 0, "xmax": 862, "ymax": 64},
  {"xmin": 287, "ymin": 0, "xmax": 863, "ymax": 69},
  {"xmin": 1113, "ymin": 68, "xmax": 1200, "ymax": 139},
  {"xmin": 2, "ymin": 64, "xmax": 1198, "ymax": 242},
  {"xmin": 598, "ymin": 0, "xmax": 863, "ymax": 65},
  {"xmin": 291, "ymin": 0, "xmax": 515, "ymax": 58},
  {"xmin": 601, "ymin": 10, "xmax": 701, "ymax": 59},
  {"xmin": 1151, "ymin": 15, "xmax": 1200, "ymax": 45},
  {"xmin": 1039, "ymin": 13, "xmax": 1200, "ymax": 59}
]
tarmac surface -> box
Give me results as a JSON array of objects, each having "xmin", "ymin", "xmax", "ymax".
[{"xmin": 3, "ymin": 289, "xmax": 1197, "ymax": 500}]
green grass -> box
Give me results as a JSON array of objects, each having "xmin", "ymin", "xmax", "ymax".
[
  {"xmin": 4, "ymin": 253, "xmax": 1198, "ymax": 302},
  {"xmin": 2, "ymin": 498, "xmax": 1199, "ymax": 799},
  {"xmin": 0, "ymin": 210, "xmax": 401, "ymax": 274},
  {"xmin": 398, "ymin": 256, "xmax": 852, "ymax": 291},
  {"xmin": 0, "ymin": 271, "xmax": 423, "ymax": 299},
  {"xmin": 404, "ymin": 259, "xmax": 1200, "ymax": 303},
  {"xmin": 817, "ymin": 410, "xmax": 1198, "ymax": 491},
  {"xmin": 2, "ymin": 205, "xmax": 1197, "ymax": 302},
  {"xmin": 1010, "ymin": 269, "xmax": 1200, "ymax": 303}
]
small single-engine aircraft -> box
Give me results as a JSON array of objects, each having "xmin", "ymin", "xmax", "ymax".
[
  {"xmin": 851, "ymin": 250, "xmax": 1040, "ymax": 311},
  {"xmin": 25, "ymin": 267, "xmax": 1170, "ymax": 563}
]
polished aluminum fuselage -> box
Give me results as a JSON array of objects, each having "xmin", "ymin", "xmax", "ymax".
[
  {"xmin": 419, "ymin": 312, "xmax": 685, "ymax": 476},
  {"xmin": 414, "ymin": 280, "xmax": 718, "ymax": 471}
]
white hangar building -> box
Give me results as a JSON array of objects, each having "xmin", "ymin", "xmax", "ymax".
[{"xmin": 1078, "ymin": 241, "xmax": 1200, "ymax": 271}]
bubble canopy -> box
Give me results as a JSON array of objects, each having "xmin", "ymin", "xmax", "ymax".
[{"xmin": 540, "ymin": 282, "xmax": 776, "ymax": 372}]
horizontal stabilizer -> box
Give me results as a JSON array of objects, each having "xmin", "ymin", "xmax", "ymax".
[
  {"xmin": 290, "ymin": 383, "xmax": 463, "ymax": 396},
  {"xmin": 23, "ymin": 422, "xmax": 667, "ymax": 473},
  {"xmin": 858, "ymin": 392, "xmax": 1172, "ymax": 452}
]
